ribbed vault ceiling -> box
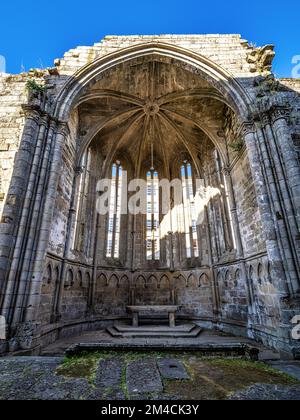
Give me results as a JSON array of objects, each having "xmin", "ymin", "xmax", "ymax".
[{"xmin": 76, "ymin": 57, "xmax": 233, "ymax": 173}]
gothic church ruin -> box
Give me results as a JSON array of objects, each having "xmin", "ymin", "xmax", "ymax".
[{"xmin": 0, "ymin": 35, "xmax": 300, "ymax": 358}]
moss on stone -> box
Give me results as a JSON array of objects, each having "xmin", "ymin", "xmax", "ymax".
[{"xmin": 164, "ymin": 357, "xmax": 300, "ymax": 400}]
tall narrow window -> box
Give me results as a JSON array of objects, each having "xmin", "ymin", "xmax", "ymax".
[
  {"xmin": 146, "ymin": 169, "xmax": 160, "ymax": 261},
  {"xmin": 106, "ymin": 162, "xmax": 123, "ymax": 258},
  {"xmin": 73, "ymin": 149, "xmax": 92, "ymax": 252},
  {"xmin": 181, "ymin": 161, "xmax": 199, "ymax": 258}
]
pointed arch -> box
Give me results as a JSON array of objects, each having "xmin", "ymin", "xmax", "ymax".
[
  {"xmin": 174, "ymin": 274, "xmax": 187, "ymax": 289},
  {"xmin": 54, "ymin": 42, "xmax": 253, "ymax": 123},
  {"xmin": 147, "ymin": 275, "xmax": 158, "ymax": 289},
  {"xmin": 119, "ymin": 274, "xmax": 129, "ymax": 287},
  {"xmin": 135, "ymin": 275, "xmax": 146, "ymax": 289},
  {"xmin": 159, "ymin": 274, "xmax": 170, "ymax": 289},
  {"xmin": 108, "ymin": 274, "xmax": 119, "ymax": 288},
  {"xmin": 199, "ymin": 273, "xmax": 209, "ymax": 287},
  {"xmin": 65, "ymin": 269, "xmax": 74, "ymax": 289},
  {"xmin": 97, "ymin": 273, "xmax": 108, "ymax": 288},
  {"xmin": 76, "ymin": 270, "xmax": 83, "ymax": 287},
  {"xmin": 187, "ymin": 273, "xmax": 198, "ymax": 288}
]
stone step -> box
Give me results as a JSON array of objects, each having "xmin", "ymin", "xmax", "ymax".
[
  {"xmin": 114, "ymin": 323, "xmax": 195, "ymax": 333},
  {"xmin": 107, "ymin": 325, "xmax": 202, "ymax": 338},
  {"xmin": 66, "ymin": 341, "xmax": 260, "ymax": 361}
]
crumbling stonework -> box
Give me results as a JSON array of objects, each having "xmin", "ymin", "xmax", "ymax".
[{"xmin": 0, "ymin": 34, "xmax": 299, "ymax": 358}]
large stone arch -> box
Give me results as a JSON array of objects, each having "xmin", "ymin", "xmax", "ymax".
[{"xmin": 54, "ymin": 43, "xmax": 254, "ymax": 122}]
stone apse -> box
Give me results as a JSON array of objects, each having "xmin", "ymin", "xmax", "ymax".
[{"xmin": 0, "ymin": 35, "xmax": 300, "ymax": 358}]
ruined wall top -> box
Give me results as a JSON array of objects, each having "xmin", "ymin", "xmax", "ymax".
[{"xmin": 53, "ymin": 34, "xmax": 275, "ymax": 78}]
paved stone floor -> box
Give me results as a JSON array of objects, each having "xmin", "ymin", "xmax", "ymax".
[{"xmin": 0, "ymin": 354, "xmax": 300, "ymax": 400}]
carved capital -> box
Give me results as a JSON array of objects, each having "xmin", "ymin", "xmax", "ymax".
[
  {"xmin": 55, "ymin": 121, "xmax": 70, "ymax": 138},
  {"xmin": 270, "ymin": 106, "xmax": 290, "ymax": 124},
  {"xmin": 261, "ymin": 113, "xmax": 271, "ymax": 127},
  {"xmin": 237, "ymin": 121, "xmax": 256, "ymax": 138},
  {"xmin": 21, "ymin": 104, "xmax": 42, "ymax": 123}
]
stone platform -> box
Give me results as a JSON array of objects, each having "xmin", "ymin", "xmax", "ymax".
[
  {"xmin": 39, "ymin": 328, "xmax": 275, "ymax": 360},
  {"xmin": 107, "ymin": 322, "xmax": 202, "ymax": 338}
]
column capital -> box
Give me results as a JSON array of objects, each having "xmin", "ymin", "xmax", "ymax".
[
  {"xmin": 237, "ymin": 121, "xmax": 256, "ymax": 138},
  {"xmin": 260, "ymin": 113, "xmax": 271, "ymax": 127},
  {"xmin": 21, "ymin": 104, "xmax": 42, "ymax": 123},
  {"xmin": 269, "ymin": 106, "xmax": 290, "ymax": 124},
  {"xmin": 55, "ymin": 120, "xmax": 70, "ymax": 137}
]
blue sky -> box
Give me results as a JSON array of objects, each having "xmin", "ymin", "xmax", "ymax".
[{"xmin": 0, "ymin": 0, "xmax": 299, "ymax": 77}]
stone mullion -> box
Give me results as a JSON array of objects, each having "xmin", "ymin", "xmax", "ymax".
[
  {"xmin": 74, "ymin": 152, "xmax": 88, "ymax": 250},
  {"xmin": 270, "ymin": 109, "xmax": 300, "ymax": 229},
  {"xmin": 184, "ymin": 164, "xmax": 194, "ymax": 259},
  {"xmin": 111, "ymin": 165, "xmax": 120, "ymax": 258},
  {"xmin": 210, "ymin": 199, "xmax": 221, "ymax": 261},
  {"xmin": 0, "ymin": 110, "xmax": 42, "ymax": 321},
  {"xmin": 256, "ymin": 122, "xmax": 299, "ymax": 295},
  {"xmin": 219, "ymin": 171, "xmax": 234, "ymax": 252},
  {"xmin": 68, "ymin": 167, "xmax": 84, "ymax": 256},
  {"xmin": 241, "ymin": 123, "xmax": 290, "ymax": 298},
  {"xmin": 223, "ymin": 170, "xmax": 243, "ymax": 258},
  {"xmin": 204, "ymin": 206, "xmax": 220, "ymax": 319},
  {"xmin": 24, "ymin": 122, "xmax": 69, "ymax": 323},
  {"xmin": 82, "ymin": 151, "xmax": 92, "ymax": 255},
  {"xmin": 87, "ymin": 175, "xmax": 98, "ymax": 259},
  {"xmin": 205, "ymin": 168, "xmax": 220, "ymax": 262},
  {"xmin": 215, "ymin": 152, "xmax": 232, "ymax": 252}
]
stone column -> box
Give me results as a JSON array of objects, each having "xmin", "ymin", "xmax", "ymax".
[
  {"xmin": 256, "ymin": 115, "xmax": 299, "ymax": 295},
  {"xmin": 11, "ymin": 117, "xmax": 55, "ymax": 326},
  {"xmin": 240, "ymin": 122, "xmax": 290, "ymax": 298},
  {"xmin": 24, "ymin": 121, "xmax": 69, "ymax": 323},
  {"xmin": 270, "ymin": 107, "xmax": 300, "ymax": 229},
  {"xmin": 0, "ymin": 107, "xmax": 42, "ymax": 321}
]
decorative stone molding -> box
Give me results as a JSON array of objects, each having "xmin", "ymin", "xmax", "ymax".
[
  {"xmin": 260, "ymin": 113, "xmax": 271, "ymax": 127},
  {"xmin": 237, "ymin": 121, "xmax": 256, "ymax": 138},
  {"xmin": 55, "ymin": 120, "xmax": 70, "ymax": 137},
  {"xmin": 270, "ymin": 106, "xmax": 291, "ymax": 124}
]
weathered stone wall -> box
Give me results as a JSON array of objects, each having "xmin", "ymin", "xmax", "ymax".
[
  {"xmin": 60, "ymin": 268, "xmax": 89, "ymax": 322},
  {"xmin": 231, "ymin": 152, "xmax": 264, "ymax": 256},
  {"xmin": 93, "ymin": 269, "xmax": 213, "ymax": 320},
  {"xmin": 55, "ymin": 34, "xmax": 271, "ymax": 79},
  {"xmin": 0, "ymin": 75, "xmax": 27, "ymax": 218}
]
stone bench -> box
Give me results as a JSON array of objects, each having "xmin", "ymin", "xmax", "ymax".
[{"xmin": 126, "ymin": 305, "xmax": 181, "ymax": 328}]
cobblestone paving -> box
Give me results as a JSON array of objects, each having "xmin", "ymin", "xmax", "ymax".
[{"xmin": 0, "ymin": 356, "xmax": 299, "ymax": 400}]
